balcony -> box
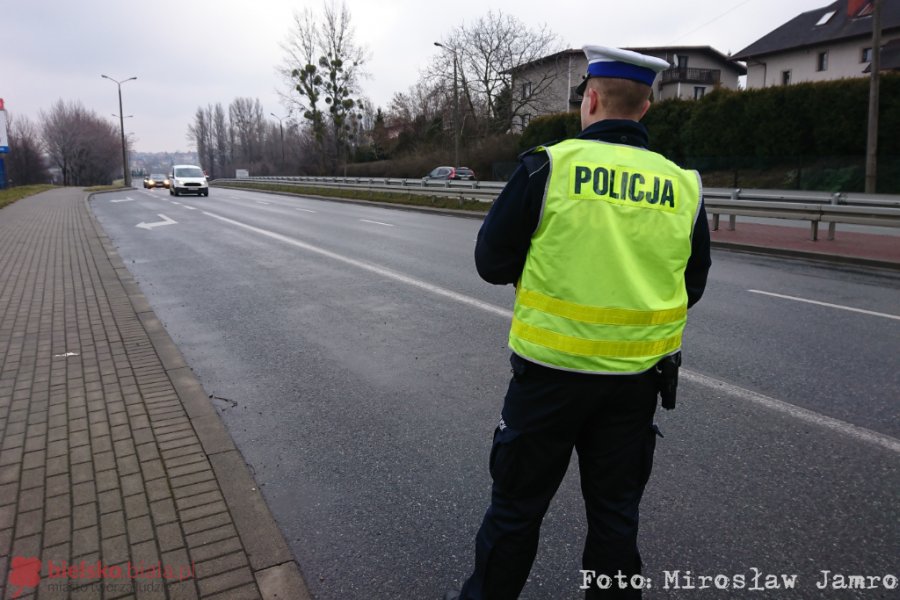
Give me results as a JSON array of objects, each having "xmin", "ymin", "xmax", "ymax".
[{"xmin": 660, "ymin": 68, "xmax": 721, "ymax": 85}]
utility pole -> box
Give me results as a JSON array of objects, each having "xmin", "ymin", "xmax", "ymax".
[
  {"xmin": 865, "ymin": 0, "xmax": 882, "ymax": 194},
  {"xmin": 434, "ymin": 42, "xmax": 460, "ymax": 169},
  {"xmin": 102, "ymin": 74, "xmax": 137, "ymax": 187}
]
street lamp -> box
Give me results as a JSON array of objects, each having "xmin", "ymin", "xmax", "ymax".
[
  {"xmin": 101, "ymin": 74, "xmax": 137, "ymax": 187},
  {"xmin": 270, "ymin": 112, "xmax": 286, "ymax": 173},
  {"xmin": 434, "ymin": 42, "xmax": 459, "ymax": 169}
]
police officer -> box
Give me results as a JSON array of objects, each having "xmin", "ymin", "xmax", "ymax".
[{"xmin": 447, "ymin": 46, "xmax": 712, "ymax": 600}]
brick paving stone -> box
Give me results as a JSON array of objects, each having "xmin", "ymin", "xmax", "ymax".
[
  {"xmin": 150, "ymin": 497, "xmax": 178, "ymax": 526},
  {"xmin": 72, "ymin": 503, "xmax": 98, "ymax": 530},
  {"xmin": 197, "ymin": 567, "xmax": 256, "ymax": 597},
  {"xmin": 188, "ymin": 536, "xmax": 243, "ymax": 564},
  {"xmin": 100, "ymin": 510, "xmax": 126, "ymax": 538},
  {"xmin": 127, "ymin": 515, "xmax": 154, "ymax": 544},
  {"xmin": 181, "ymin": 512, "xmax": 231, "ymax": 535}
]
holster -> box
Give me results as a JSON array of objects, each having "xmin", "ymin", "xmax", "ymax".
[{"xmin": 655, "ymin": 352, "xmax": 682, "ymax": 410}]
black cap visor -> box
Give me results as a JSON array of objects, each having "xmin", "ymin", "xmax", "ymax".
[{"xmin": 575, "ymin": 76, "xmax": 590, "ymax": 96}]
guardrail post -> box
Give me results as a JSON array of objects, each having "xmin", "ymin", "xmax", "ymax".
[
  {"xmin": 827, "ymin": 193, "xmax": 842, "ymax": 240},
  {"xmin": 727, "ymin": 189, "xmax": 739, "ymax": 230},
  {"xmin": 712, "ymin": 213, "xmax": 720, "ymax": 231},
  {"xmin": 811, "ymin": 220, "xmax": 819, "ymax": 241}
]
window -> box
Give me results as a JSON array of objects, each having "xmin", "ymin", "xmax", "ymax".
[
  {"xmin": 817, "ymin": 51, "xmax": 829, "ymax": 72},
  {"xmin": 782, "ymin": 70, "xmax": 792, "ymax": 85},
  {"xmin": 816, "ymin": 10, "xmax": 836, "ymax": 26},
  {"xmin": 862, "ymin": 47, "xmax": 872, "ymax": 63},
  {"xmin": 693, "ymin": 87, "xmax": 706, "ymax": 99},
  {"xmin": 521, "ymin": 114, "xmax": 532, "ymax": 128},
  {"xmin": 521, "ymin": 81, "xmax": 532, "ymax": 99},
  {"xmin": 677, "ymin": 55, "xmax": 689, "ymax": 69}
]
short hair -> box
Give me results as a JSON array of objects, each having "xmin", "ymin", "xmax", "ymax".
[{"xmin": 587, "ymin": 77, "xmax": 652, "ymax": 118}]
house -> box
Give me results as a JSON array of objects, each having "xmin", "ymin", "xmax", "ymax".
[
  {"xmin": 508, "ymin": 46, "xmax": 745, "ymax": 132},
  {"xmin": 733, "ymin": 0, "xmax": 900, "ymax": 88}
]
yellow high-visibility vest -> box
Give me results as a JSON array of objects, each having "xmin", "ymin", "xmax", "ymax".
[{"xmin": 508, "ymin": 138, "xmax": 702, "ymax": 374}]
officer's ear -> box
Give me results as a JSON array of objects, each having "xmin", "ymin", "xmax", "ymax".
[
  {"xmin": 588, "ymin": 87, "xmax": 600, "ymax": 116},
  {"xmin": 638, "ymin": 98, "xmax": 651, "ymax": 120}
]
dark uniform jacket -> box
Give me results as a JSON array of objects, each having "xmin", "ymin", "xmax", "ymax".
[{"xmin": 475, "ymin": 119, "xmax": 711, "ymax": 309}]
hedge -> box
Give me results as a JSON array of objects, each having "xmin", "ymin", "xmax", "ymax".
[{"xmin": 518, "ymin": 74, "xmax": 900, "ymax": 190}]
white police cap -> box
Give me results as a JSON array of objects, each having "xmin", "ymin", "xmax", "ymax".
[{"xmin": 575, "ymin": 45, "xmax": 671, "ymax": 94}]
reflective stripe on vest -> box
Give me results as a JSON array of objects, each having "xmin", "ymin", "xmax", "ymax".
[{"xmin": 508, "ymin": 138, "xmax": 701, "ymax": 374}]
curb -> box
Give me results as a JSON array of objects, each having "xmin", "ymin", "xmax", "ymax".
[
  {"xmin": 84, "ymin": 193, "xmax": 312, "ymax": 600},
  {"xmin": 711, "ymin": 240, "xmax": 900, "ymax": 271}
]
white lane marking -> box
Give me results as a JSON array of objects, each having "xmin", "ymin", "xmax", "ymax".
[
  {"xmin": 171, "ymin": 201, "xmax": 182, "ymax": 205},
  {"xmin": 749, "ymin": 289, "xmax": 900, "ymax": 322},
  {"xmin": 110, "ymin": 197, "xmax": 135, "ymax": 203},
  {"xmin": 200, "ymin": 210, "xmax": 509, "ymax": 318},
  {"xmin": 136, "ymin": 214, "xmax": 177, "ymax": 230},
  {"xmin": 198, "ymin": 210, "xmax": 900, "ymax": 454},
  {"xmin": 54, "ymin": 352, "xmax": 80, "ymax": 358},
  {"xmin": 360, "ymin": 219, "xmax": 394, "ymax": 227},
  {"xmin": 183, "ymin": 205, "xmax": 197, "ymax": 211},
  {"xmin": 681, "ymin": 370, "xmax": 900, "ymax": 455},
  {"xmin": 257, "ymin": 201, "xmax": 271, "ymax": 205},
  {"xmin": 296, "ymin": 208, "xmax": 317, "ymax": 213}
]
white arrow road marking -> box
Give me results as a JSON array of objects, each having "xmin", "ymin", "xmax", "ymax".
[
  {"xmin": 360, "ymin": 219, "xmax": 394, "ymax": 227},
  {"xmin": 135, "ymin": 214, "xmax": 178, "ymax": 230},
  {"xmin": 199, "ymin": 208, "xmax": 900, "ymax": 455},
  {"xmin": 110, "ymin": 197, "xmax": 135, "ymax": 203},
  {"xmin": 749, "ymin": 289, "xmax": 900, "ymax": 321}
]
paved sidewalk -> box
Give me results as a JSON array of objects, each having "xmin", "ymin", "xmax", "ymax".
[
  {"xmin": 0, "ymin": 188, "xmax": 310, "ymax": 600},
  {"xmin": 709, "ymin": 220, "xmax": 900, "ymax": 269}
]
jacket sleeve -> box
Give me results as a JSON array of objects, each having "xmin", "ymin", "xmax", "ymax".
[
  {"xmin": 685, "ymin": 201, "xmax": 712, "ymax": 308},
  {"xmin": 474, "ymin": 156, "xmax": 548, "ymax": 285}
]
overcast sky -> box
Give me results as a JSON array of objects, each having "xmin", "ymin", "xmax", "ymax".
[{"xmin": 4, "ymin": 0, "xmax": 830, "ymax": 153}]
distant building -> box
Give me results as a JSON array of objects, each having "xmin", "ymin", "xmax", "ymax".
[
  {"xmin": 508, "ymin": 46, "xmax": 745, "ymax": 132},
  {"xmin": 733, "ymin": 0, "xmax": 900, "ymax": 88}
]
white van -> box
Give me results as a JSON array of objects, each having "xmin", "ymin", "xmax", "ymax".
[{"xmin": 168, "ymin": 164, "xmax": 209, "ymax": 197}]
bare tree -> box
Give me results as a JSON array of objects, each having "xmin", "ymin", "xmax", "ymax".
[
  {"xmin": 188, "ymin": 105, "xmax": 215, "ymax": 177},
  {"xmin": 229, "ymin": 97, "xmax": 266, "ymax": 166},
  {"xmin": 40, "ymin": 100, "xmax": 121, "ymax": 186},
  {"xmin": 280, "ymin": 0, "xmax": 367, "ymax": 172},
  {"xmin": 434, "ymin": 11, "xmax": 563, "ymax": 134},
  {"xmin": 213, "ymin": 103, "xmax": 229, "ymax": 177},
  {"xmin": 6, "ymin": 113, "xmax": 48, "ymax": 185}
]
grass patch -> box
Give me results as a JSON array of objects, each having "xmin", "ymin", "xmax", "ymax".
[
  {"xmin": 0, "ymin": 185, "xmax": 57, "ymax": 209},
  {"xmin": 83, "ymin": 185, "xmax": 126, "ymax": 192},
  {"xmin": 213, "ymin": 181, "xmax": 492, "ymax": 213}
]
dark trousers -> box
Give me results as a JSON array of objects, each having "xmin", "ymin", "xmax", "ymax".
[{"xmin": 459, "ymin": 355, "xmax": 660, "ymax": 600}]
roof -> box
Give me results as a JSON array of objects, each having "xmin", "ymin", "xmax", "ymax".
[
  {"xmin": 508, "ymin": 46, "xmax": 745, "ymax": 75},
  {"xmin": 625, "ymin": 46, "xmax": 747, "ymax": 75},
  {"xmin": 733, "ymin": 0, "xmax": 900, "ymax": 61},
  {"xmin": 506, "ymin": 49, "xmax": 582, "ymax": 74}
]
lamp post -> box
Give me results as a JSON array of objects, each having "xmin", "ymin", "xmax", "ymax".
[
  {"xmin": 270, "ymin": 113, "xmax": 286, "ymax": 173},
  {"xmin": 101, "ymin": 74, "xmax": 136, "ymax": 187},
  {"xmin": 434, "ymin": 42, "xmax": 459, "ymax": 169}
]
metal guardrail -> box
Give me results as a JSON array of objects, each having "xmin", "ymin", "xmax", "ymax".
[{"xmin": 212, "ymin": 176, "xmax": 900, "ymax": 239}]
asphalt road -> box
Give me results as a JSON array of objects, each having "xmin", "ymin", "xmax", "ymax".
[{"xmin": 90, "ymin": 187, "xmax": 900, "ymax": 600}]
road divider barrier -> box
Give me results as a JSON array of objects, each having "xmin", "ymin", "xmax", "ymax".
[{"xmin": 211, "ymin": 177, "xmax": 900, "ymax": 240}]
